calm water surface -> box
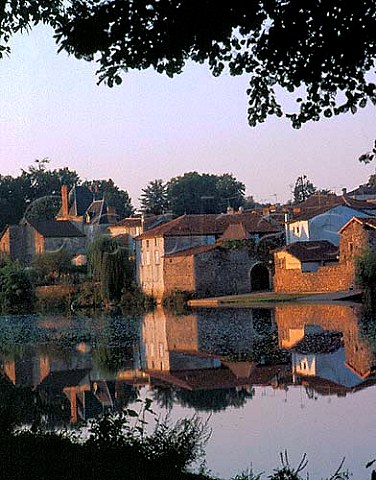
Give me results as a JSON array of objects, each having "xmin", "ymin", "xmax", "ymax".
[{"xmin": 0, "ymin": 303, "xmax": 375, "ymax": 478}]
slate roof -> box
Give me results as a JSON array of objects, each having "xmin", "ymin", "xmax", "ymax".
[
  {"xmin": 281, "ymin": 240, "xmax": 339, "ymax": 263},
  {"xmin": 69, "ymin": 186, "xmax": 94, "ymax": 216},
  {"xmin": 138, "ymin": 213, "xmax": 280, "ymax": 240},
  {"xmin": 348, "ymin": 184, "xmax": 376, "ymax": 197},
  {"xmin": 39, "ymin": 369, "xmax": 90, "ymax": 389},
  {"xmin": 28, "ymin": 220, "xmax": 86, "ymax": 238}
]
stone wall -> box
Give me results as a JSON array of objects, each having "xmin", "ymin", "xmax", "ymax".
[
  {"xmin": 163, "ymin": 255, "xmax": 195, "ymax": 295},
  {"xmin": 273, "ymin": 263, "xmax": 354, "ymax": 293},
  {"xmin": 194, "ymin": 248, "xmax": 254, "ymax": 298},
  {"xmin": 163, "ymin": 247, "xmax": 272, "ymax": 299}
]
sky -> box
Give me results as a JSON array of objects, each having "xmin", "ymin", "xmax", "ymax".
[{"xmin": 0, "ymin": 25, "xmax": 375, "ymax": 208}]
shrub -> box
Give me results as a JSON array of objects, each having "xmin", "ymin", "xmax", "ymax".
[{"xmin": 0, "ymin": 261, "xmax": 34, "ymax": 313}]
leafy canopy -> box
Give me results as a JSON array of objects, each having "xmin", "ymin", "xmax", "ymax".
[
  {"xmin": 292, "ymin": 175, "xmax": 316, "ymax": 204},
  {"xmin": 1, "ymin": 1, "xmax": 375, "ymax": 129},
  {"xmin": 140, "ymin": 179, "xmax": 168, "ymax": 216},
  {"xmin": 166, "ymin": 172, "xmax": 245, "ymax": 215}
]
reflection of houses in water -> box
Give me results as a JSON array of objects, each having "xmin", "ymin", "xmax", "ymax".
[
  {"xmin": 141, "ymin": 307, "xmax": 289, "ymax": 411},
  {"xmin": 275, "ymin": 304, "xmax": 376, "ymax": 395},
  {"xmin": 141, "ymin": 307, "xmax": 278, "ymax": 371},
  {"xmin": 141, "ymin": 308, "xmax": 200, "ymax": 372},
  {"xmin": 0, "ymin": 342, "xmax": 140, "ymax": 424}
]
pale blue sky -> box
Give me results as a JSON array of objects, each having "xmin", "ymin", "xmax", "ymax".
[{"xmin": 0, "ymin": 25, "xmax": 375, "ymax": 207}]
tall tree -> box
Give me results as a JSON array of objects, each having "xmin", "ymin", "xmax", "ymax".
[
  {"xmin": 87, "ymin": 236, "xmax": 133, "ymax": 304},
  {"xmin": 0, "ymin": 160, "xmax": 80, "ymax": 229},
  {"xmin": 1, "ymin": 3, "xmax": 375, "ymax": 131},
  {"xmin": 83, "ymin": 179, "xmax": 134, "ymax": 219},
  {"xmin": 140, "ymin": 179, "xmax": 169, "ymax": 215},
  {"xmin": 293, "ymin": 175, "xmax": 316, "ymax": 204},
  {"xmin": 166, "ymin": 172, "xmax": 245, "ymax": 216}
]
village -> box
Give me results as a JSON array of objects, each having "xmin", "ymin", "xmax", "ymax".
[{"xmin": 1, "ymin": 175, "xmax": 376, "ymax": 307}]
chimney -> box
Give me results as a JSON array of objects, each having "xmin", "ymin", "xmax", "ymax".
[
  {"xmin": 107, "ymin": 205, "xmax": 117, "ymax": 222},
  {"xmin": 61, "ymin": 185, "xmax": 69, "ymax": 218},
  {"xmin": 342, "ymin": 187, "xmax": 347, "ymax": 195}
]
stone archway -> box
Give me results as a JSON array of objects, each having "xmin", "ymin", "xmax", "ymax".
[{"xmin": 250, "ymin": 263, "xmax": 271, "ymax": 291}]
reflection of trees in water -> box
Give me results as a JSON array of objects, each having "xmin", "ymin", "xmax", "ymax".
[
  {"xmin": 92, "ymin": 316, "xmax": 141, "ymax": 375},
  {"xmin": 197, "ymin": 308, "xmax": 279, "ymax": 361},
  {"xmin": 0, "ymin": 376, "xmax": 71, "ymax": 429},
  {"xmin": 93, "ymin": 344, "xmax": 136, "ymax": 376},
  {"xmin": 115, "ymin": 384, "xmax": 139, "ymax": 410},
  {"xmin": 150, "ymin": 385, "xmax": 177, "ymax": 411},
  {"xmin": 225, "ymin": 331, "xmax": 290, "ymax": 365},
  {"xmin": 360, "ymin": 314, "xmax": 376, "ymax": 358},
  {"xmin": 175, "ymin": 386, "xmax": 255, "ymax": 412}
]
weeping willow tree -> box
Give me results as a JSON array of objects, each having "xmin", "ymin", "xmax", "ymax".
[{"xmin": 87, "ymin": 236, "xmax": 133, "ymax": 304}]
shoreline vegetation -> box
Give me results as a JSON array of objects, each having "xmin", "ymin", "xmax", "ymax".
[{"xmin": 0, "ymin": 403, "xmax": 365, "ymax": 480}]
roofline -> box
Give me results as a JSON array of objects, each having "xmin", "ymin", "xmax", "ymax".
[{"xmin": 337, "ymin": 216, "xmax": 372, "ymax": 234}]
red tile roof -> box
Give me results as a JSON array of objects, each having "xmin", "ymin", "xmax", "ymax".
[
  {"xmin": 281, "ymin": 240, "xmax": 339, "ymax": 262},
  {"xmin": 338, "ymin": 216, "xmax": 376, "ymax": 233},
  {"xmin": 290, "ymin": 194, "xmax": 376, "ymax": 222},
  {"xmin": 164, "ymin": 243, "xmax": 217, "ymax": 258},
  {"xmin": 138, "ymin": 213, "xmax": 280, "ymax": 239}
]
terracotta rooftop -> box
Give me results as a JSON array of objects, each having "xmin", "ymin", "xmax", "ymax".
[
  {"xmin": 338, "ymin": 216, "xmax": 376, "ymax": 233},
  {"xmin": 28, "ymin": 220, "xmax": 86, "ymax": 238},
  {"xmin": 138, "ymin": 213, "xmax": 280, "ymax": 240},
  {"xmin": 281, "ymin": 240, "xmax": 339, "ymax": 262},
  {"xmin": 164, "ymin": 243, "xmax": 217, "ymax": 258},
  {"xmin": 219, "ymin": 223, "xmax": 251, "ymax": 241},
  {"xmin": 290, "ymin": 194, "xmax": 376, "ymax": 222},
  {"xmin": 115, "ymin": 214, "xmax": 174, "ymax": 229}
]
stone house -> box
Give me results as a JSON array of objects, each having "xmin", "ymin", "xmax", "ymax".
[
  {"xmin": 274, "ymin": 240, "xmax": 339, "ymax": 273},
  {"xmin": 0, "ymin": 219, "xmax": 86, "ymax": 265},
  {"xmin": 274, "ymin": 216, "xmax": 376, "ymax": 294},
  {"xmin": 136, "ymin": 212, "xmax": 281, "ymax": 301}
]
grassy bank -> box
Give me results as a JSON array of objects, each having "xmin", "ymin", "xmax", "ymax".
[{"xmin": 188, "ymin": 292, "xmax": 309, "ymax": 307}]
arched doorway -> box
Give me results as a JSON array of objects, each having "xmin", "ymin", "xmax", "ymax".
[{"xmin": 250, "ymin": 263, "xmax": 271, "ymax": 291}]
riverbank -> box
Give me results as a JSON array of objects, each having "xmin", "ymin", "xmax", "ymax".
[{"xmin": 187, "ymin": 289, "xmax": 363, "ymax": 307}]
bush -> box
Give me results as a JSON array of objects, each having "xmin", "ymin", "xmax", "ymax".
[
  {"xmin": 30, "ymin": 250, "xmax": 75, "ymax": 285},
  {"xmin": 163, "ymin": 290, "xmax": 195, "ymax": 313},
  {"xmin": 0, "ymin": 401, "xmax": 211, "ymax": 480},
  {"xmin": 0, "ymin": 261, "xmax": 34, "ymax": 313},
  {"xmin": 355, "ymin": 248, "xmax": 376, "ymax": 310}
]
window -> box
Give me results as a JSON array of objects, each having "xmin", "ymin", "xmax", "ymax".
[
  {"xmin": 146, "ymin": 251, "xmax": 151, "ymax": 265},
  {"xmin": 154, "ymin": 250, "xmax": 160, "ymax": 265},
  {"xmin": 146, "ymin": 240, "xmax": 150, "ymax": 248},
  {"xmin": 154, "ymin": 238, "xmax": 158, "ymax": 247},
  {"xmin": 349, "ymin": 242, "xmax": 354, "ymax": 255}
]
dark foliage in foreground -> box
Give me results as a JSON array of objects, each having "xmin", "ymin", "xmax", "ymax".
[{"xmin": 0, "ymin": 406, "xmax": 210, "ymax": 480}]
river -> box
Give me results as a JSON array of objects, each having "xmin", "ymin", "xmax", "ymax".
[{"xmin": 0, "ymin": 303, "xmax": 375, "ymax": 478}]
